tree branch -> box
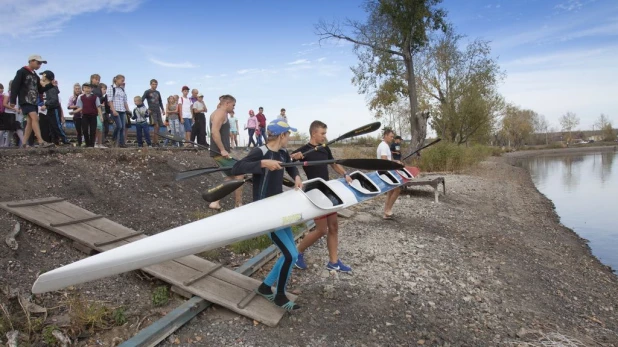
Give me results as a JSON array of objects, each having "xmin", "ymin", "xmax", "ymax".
[{"xmin": 315, "ymin": 19, "xmax": 403, "ymax": 57}]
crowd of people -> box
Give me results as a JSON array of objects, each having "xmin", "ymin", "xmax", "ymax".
[
  {"xmin": 0, "ymin": 54, "xmax": 406, "ymax": 313},
  {"xmin": 0, "ymin": 55, "xmax": 288, "ymax": 149}
]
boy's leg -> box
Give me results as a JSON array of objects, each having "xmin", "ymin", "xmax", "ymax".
[
  {"xmin": 144, "ymin": 124, "xmax": 152, "ymax": 145},
  {"xmin": 263, "ymin": 228, "xmax": 298, "ymax": 293},
  {"xmin": 136, "ymin": 124, "xmax": 143, "ymax": 147},
  {"xmin": 325, "ymin": 213, "xmax": 340, "ymax": 264},
  {"xmin": 297, "ymin": 216, "xmax": 328, "ymax": 254},
  {"xmin": 39, "ymin": 113, "xmax": 51, "ymax": 143},
  {"xmin": 75, "ymin": 118, "xmax": 83, "ymax": 146}
]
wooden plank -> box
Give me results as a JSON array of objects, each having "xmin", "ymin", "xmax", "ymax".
[
  {"xmin": 236, "ymin": 290, "xmax": 257, "ymax": 309},
  {"xmin": 183, "ymin": 264, "xmax": 223, "ymax": 286},
  {"xmin": 119, "ymin": 222, "xmax": 313, "ymax": 347},
  {"xmin": 50, "ymin": 215, "xmax": 104, "ymax": 227},
  {"xmin": 170, "ymin": 286, "xmax": 193, "ymax": 299},
  {"xmin": 5, "ymin": 197, "xmax": 65, "ymax": 208},
  {"xmin": 94, "ymin": 231, "xmax": 145, "ymax": 247}
]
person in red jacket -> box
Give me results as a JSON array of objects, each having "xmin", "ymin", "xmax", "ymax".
[{"xmin": 255, "ymin": 106, "xmax": 267, "ymax": 145}]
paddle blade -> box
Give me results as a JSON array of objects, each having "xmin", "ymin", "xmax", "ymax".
[
  {"xmin": 175, "ymin": 167, "xmax": 220, "ymax": 181},
  {"xmin": 402, "ymin": 138, "xmax": 442, "ymax": 161},
  {"xmin": 202, "ymin": 179, "xmax": 246, "ymax": 202},
  {"xmin": 336, "ymin": 159, "xmax": 404, "ymax": 171},
  {"xmin": 333, "ymin": 121, "xmax": 381, "ymax": 143}
]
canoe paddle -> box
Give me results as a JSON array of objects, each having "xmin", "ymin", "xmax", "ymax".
[
  {"xmin": 176, "ymin": 121, "xmax": 382, "ymax": 181},
  {"xmin": 401, "ymin": 138, "xmax": 442, "ymax": 161},
  {"xmin": 201, "ymin": 158, "xmax": 404, "ymax": 202},
  {"xmin": 293, "ymin": 121, "xmax": 382, "ymax": 157},
  {"xmin": 158, "ymin": 132, "xmax": 296, "ymax": 187}
]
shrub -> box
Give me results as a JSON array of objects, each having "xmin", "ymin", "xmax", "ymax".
[
  {"xmin": 151, "ymin": 286, "xmax": 169, "ymax": 307},
  {"xmin": 230, "ymin": 235, "xmax": 272, "ymax": 254},
  {"xmin": 418, "ymin": 143, "xmax": 493, "ymax": 172}
]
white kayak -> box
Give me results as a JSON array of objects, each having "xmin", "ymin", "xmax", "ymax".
[{"xmin": 31, "ymin": 169, "xmax": 415, "ymax": 294}]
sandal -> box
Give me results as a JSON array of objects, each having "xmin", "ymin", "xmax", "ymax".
[
  {"xmin": 276, "ymin": 300, "xmax": 301, "ymax": 311},
  {"xmin": 383, "ymin": 213, "xmax": 394, "ymax": 220},
  {"xmin": 254, "ymin": 288, "xmax": 275, "ymax": 302}
]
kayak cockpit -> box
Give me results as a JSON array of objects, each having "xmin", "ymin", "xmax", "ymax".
[
  {"xmin": 302, "ymin": 179, "xmax": 344, "ymax": 210},
  {"xmin": 397, "ymin": 168, "xmax": 414, "ymax": 179},
  {"xmin": 378, "ymin": 171, "xmax": 401, "ymax": 185},
  {"xmin": 348, "ymin": 171, "xmax": 380, "ymax": 195}
]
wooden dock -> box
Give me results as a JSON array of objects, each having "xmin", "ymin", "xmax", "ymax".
[{"xmin": 0, "ymin": 197, "xmax": 296, "ymax": 327}]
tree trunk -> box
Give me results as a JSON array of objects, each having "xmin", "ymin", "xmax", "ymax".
[{"xmin": 405, "ymin": 54, "xmax": 424, "ymax": 149}]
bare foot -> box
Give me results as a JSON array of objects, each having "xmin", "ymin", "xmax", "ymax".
[{"xmin": 209, "ymin": 202, "xmax": 222, "ymax": 211}]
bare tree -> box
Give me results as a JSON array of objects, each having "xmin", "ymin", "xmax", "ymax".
[
  {"xmin": 534, "ymin": 114, "xmax": 549, "ymax": 145},
  {"xmin": 594, "ymin": 113, "xmax": 610, "ymax": 131},
  {"xmin": 315, "ymin": 0, "xmax": 448, "ymax": 149}
]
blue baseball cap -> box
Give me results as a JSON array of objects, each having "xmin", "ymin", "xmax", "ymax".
[{"xmin": 267, "ymin": 120, "xmax": 297, "ymax": 136}]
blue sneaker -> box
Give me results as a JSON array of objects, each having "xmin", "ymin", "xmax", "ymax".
[
  {"xmin": 295, "ymin": 253, "xmax": 307, "ymax": 270},
  {"xmin": 326, "ymin": 259, "xmax": 352, "ymax": 273}
]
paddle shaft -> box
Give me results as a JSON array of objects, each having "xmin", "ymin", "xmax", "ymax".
[{"xmin": 402, "ymin": 138, "xmax": 442, "ymax": 161}]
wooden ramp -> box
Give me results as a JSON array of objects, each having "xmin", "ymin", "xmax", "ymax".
[
  {"xmin": 0, "ymin": 197, "xmax": 295, "ymax": 327},
  {"xmin": 403, "ymin": 177, "xmax": 446, "ymax": 203}
]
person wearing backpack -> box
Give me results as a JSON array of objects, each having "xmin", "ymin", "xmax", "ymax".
[{"xmin": 108, "ymin": 74, "xmax": 130, "ymax": 148}]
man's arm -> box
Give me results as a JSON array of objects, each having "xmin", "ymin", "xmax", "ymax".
[
  {"xmin": 9, "ymin": 70, "xmax": 23, "ymax": 105},
  {"xmin": 231, "ymin": 149, "xmax": 265, "ymax": 175},
  {"xmin": 210, "ymin": 111, "xmax": 229, "ymax": 157}
]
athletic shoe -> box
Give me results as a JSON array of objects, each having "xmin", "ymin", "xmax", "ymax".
[
  {"xmin": 326, "ymin": 259, "xmax": 352, "ymax": 273},
  {"xmin": 295, "ymin": 253, "xmax": 307, "ymax": 270},
  {"xmin": 99, "ymin": 144, "xmax": 108, "ymax": 149}
]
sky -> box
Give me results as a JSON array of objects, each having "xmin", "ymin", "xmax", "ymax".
[{"xmin": 0, "ymin": 0, "xmax": 616, "ymax": 144}]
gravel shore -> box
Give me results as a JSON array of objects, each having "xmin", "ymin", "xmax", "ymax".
[{"xmin": 0, "ymin": 149, "xmax": 616, "ymax": 346}]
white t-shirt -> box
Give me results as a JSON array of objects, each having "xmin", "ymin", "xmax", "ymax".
[
  {"xmin": 377, "ymin": 141, "xmax": 392, "ymax": 160},
  {"xmin": 179, "ymin": 96, "xmax": 192, "ymax": 118}
]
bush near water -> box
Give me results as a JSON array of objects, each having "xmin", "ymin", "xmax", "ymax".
[{"xmin": 417, "ymin": 143, "xmax": 496, "ymax": 172}]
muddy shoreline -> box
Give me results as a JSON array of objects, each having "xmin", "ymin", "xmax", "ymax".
[{"xmin": 1, "ymin": 149, "xmax": 617, "ymax": 346}]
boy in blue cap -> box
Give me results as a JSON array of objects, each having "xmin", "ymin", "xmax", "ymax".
[{"xmin": 232, "ymin": 119, "xmax": 303, "ymax": 311}]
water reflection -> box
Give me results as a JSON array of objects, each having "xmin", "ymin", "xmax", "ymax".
[{"xmin": 517, "ymin": 151, "xmax": 618, "ymax": 272}]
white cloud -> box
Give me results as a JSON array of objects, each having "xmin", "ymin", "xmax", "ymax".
[
  {"xmin": 555, "ymin": 0, "xmax": 583, "ymax": 12},
  {"xmin": 0, "ymin": 0, "xmax": 143, "ymax": 37},
  {"xmin": 287, "ymin": 59, "xmax": 310, "ymax": 65},
  {"xmin": 164, "ymin": 81, "xmax": 176, "ymax": 85},
  {"xmin": 148, "ymin": 58, "xmax": 199, "ymax": 69},
  {"xmin": 317, "ymin": 57, "xmax": 327, "ymax": 62}
]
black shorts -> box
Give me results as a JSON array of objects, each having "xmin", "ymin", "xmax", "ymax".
[{"xmin": 20, "ymin": 104, "xmax": 37, "ymax": 116}]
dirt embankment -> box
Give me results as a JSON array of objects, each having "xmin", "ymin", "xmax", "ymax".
[{"xmin": 1, "ymin": 148, "xmax": 617, "ymax": 346}]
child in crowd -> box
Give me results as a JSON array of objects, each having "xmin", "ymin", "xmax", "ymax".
[
  {"xmin": 132, "ymin": 96, "xmax": 152, "ymax": 148},
  {"xmin": 191, "ymin": 93, "xmax": 208, "ymax": 146},
  {"xmin": 68, "ymin": 83, "xmax": 84, "ymax": 146},
  {"xmin": 73, "ymin": 83, "xmax": 101, "ymax": 148},
  {"xmin": 245, "ymin": 109, "xmax": 258, "ymax": 151},
  {"xmin": 166, "ymin": 95, "xmax": 181, "ymax": 146},
  {"xmin": 99, "ymin": 83, "xmax": 111, "ymax": 147}
]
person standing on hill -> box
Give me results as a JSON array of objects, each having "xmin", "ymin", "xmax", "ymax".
[
  {"xmin": 208, "ymin": 95, "xmax": 243, "ymax": 210},
  {"xmin": 142, "ymin": 79, "xmax": 165, "ymax": 146},
  {"xmin": 391, "ymin": 135, "xmax": 402, "ymax": 161},
  {"xmin": 191, "ymin": 93, "xmax": 208, "ymax": 146},
  {"xmin": 245, "ymin": 109, "xmax": 258, "ymax": 150},
  {"xmin": 179, "ymin": 86, "xmax": 193, "ymax": 145},
  {"xmin": 68, "ymin": 83, "xmax": 84, "ymax": 147},
  {"xmin": 108, "ymin": 75, "xmax": 130, "ymax": 148},
  {"xmin": 9, "ymin": 54, "xmax": 54, "ymax": 148},
  {"xmin": 256, "ymin": 106, "xmax": 267, "ymax": 145}
]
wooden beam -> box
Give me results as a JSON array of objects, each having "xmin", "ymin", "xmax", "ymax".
[
  {"xmin": 50, "ymin": 215, "xmax": 104, "ymax": 227},
  {"xmin": 183, "ymin": 264, "xmax": 223, "ymax": 286},
  {"xmin": 6, "ymin": 198, "xmax": 65, "ymax": 208},
  {"xmin": 93, "ymin": 231, "xmax": 145, "ymax": 247}
]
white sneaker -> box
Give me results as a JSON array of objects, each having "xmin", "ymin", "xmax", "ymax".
[
  {"xmin": 99, "ymin": 144, "xmax": 108, "ymax": 149},
  {"xmin": 94, "ymin": 144, "xmax": 100, "ymax": 148}
]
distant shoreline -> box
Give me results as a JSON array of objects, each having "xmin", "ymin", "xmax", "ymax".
[{"xmin": 506, "ymin": 145, "xmax": 617, "ymax": 158}]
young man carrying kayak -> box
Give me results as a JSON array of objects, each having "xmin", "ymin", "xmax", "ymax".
[
  {"xmin": 378, "ymin": 128, "xmax": 400, "ymax": 219},
  {"xmin": 231, "ymin": 119, "xmax": 304, "ymax": 311},
  {"xmin": 290, "ymin": 121, "xmax": 353, "ymax": 273}
]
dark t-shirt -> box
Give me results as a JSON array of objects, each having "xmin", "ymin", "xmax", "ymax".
[
  {"xmin": 231, "ymin": 146, "xmax": 299, "ymax": 202},
  {"xmin": 209, "ymin": 117, "xmax": 231, "ymax": 157},
  {"xmin": 390, "ymin": 142, "xmax": 402, "ymax": 160},
  {"xmin": 291, "ymin": 143, "xmax": 334, "ymax": 181},
  {"xmin": 142, "ymin": 89, "xmax": 164, "ymax": 112}
]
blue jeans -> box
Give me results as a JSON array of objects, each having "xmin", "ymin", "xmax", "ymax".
[
  {"xmin": 183, "ymin": 118, "xmax": 192, "ymax": 133},
  {"xmin": 112, "ymin": 112, "xmax": 125, "ymax": 146},
  {"xmin": 264, "ymin": 227, "xmax": 298, "ymax": 295},
  {"xmin": 259, "ymin": 126, "xmax": 267, "ymax": 144},
  {"xmin": 135, "ymin": 122, "xmax": 151, "ymax": 147}
]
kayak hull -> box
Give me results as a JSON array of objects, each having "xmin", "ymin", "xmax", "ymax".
[{"xmin": 32, "ymin": 170, "xmax": 409, "ymax": 293}]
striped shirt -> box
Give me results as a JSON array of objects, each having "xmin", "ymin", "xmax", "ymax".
[{"xmin": 108, "ymin": 85, "xmax": 127, "ymax": 112}]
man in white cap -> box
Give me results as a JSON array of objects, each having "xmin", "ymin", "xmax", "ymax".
[{"xmin": 9, "ymin": 54, "xmax": 54, "ymax": 147}]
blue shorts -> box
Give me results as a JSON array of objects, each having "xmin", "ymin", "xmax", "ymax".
[
  {"xmin": 183, "ymin": 118, "xmax": 192, "ymax": 132},
  {"xmin": 21, "ymin": 104, "xmax": 38, "ymax": 116}
]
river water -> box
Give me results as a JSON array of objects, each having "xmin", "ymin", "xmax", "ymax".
[{"xmin": 516, "ymin": 150, "xmax": 618, "ymax": 272}]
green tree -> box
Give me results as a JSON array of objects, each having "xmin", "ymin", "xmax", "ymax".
[
  {"xmin": 417, "ymin": 29, "xmax": 505, "ymax": 145},
  {"xmin": 501, "ymin": 104, "xmax": 537, "ymax": 148},
  {"xmin": 602, "ymin": 123, "xmax": 616, "ymax": 142},
  {"xmin": 315, "ymin": 0, "xmax": 448, "ymax": 149},
  {"xmin": 559, "ymin": 111, "xmax": 580, "ymax": 144}
]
